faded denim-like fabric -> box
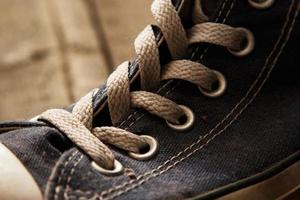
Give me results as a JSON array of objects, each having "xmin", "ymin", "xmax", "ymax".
[{"xmin": 0, "ymin": 0, "xmax": 300, "ymax": 199}]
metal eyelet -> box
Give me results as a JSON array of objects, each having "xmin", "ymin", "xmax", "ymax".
[
  {"xmin": 248, "ymin": 0, "xmax": 274, "ymax": 9},
  {"xmin": 228, "ymin": 28, "xmax": 255, "ymax": 57},
  {"xmin": 91, "ymin": 159, "xmax": 124, "ymax": 176},
  {"xmin": 128, "ymin": 135, "xmax": 158, "ymax": 161},
  {"xmin": 199, "ymin": 70, "xmax": 227, "ymax": 98},
  {"xmin": 166, "ymin": 105, "xmax": 195, "ymax": 131}
]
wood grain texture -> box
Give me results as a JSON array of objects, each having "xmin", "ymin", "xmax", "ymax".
[
  {"xmin": 0, "ymin": 0, "xmax": 70, "ymax": 120},
  {"xmin": 95, "ymin": 0, "xmax": 153, "ymax": 66},
  {"xmin": 0, "ymin": 0, "xmax": 152, "ymax": 120},
  {"xmin": 48, "ymin": 0, "xmax": 110, "ymax": 100}
]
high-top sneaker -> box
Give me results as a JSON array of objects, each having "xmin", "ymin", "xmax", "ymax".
[{"xmin": 0, "ymin": 0, "xmax": 299, "ymax": 199}]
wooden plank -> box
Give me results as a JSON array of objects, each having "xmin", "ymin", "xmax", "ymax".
[
  {"xmin": 49, "ymin": 0, "xmax": 110, "ymax": 100},
  {"xmin": 0, "ymin": 0, "xmax": 70, "ymax": 120},
  {"xmin": 93, "ymin": 0, "xmax": 153, "ymax": 66},
  {"xmin": 0, "ymin": 0, "xmax": 153, "ymax": 120}
]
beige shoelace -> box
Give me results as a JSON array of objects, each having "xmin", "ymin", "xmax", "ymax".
[{"xmin": 39, "ymin": 0, "xmax": 248, "ymax": 170}]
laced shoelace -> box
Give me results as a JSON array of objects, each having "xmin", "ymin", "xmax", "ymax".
[{"xmin": 39, "ymin": 0, "xmax": 253, "ymax": 171}]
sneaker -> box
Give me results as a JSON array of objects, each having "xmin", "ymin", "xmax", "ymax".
[{"xmin": 0, "ymin": 0, "xmax": 299, "ymax": 199}]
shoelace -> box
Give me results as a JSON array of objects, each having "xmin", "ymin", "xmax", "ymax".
[{"xmin": 39, "ymin": 0, "xmax": 253, "ymax": 172}]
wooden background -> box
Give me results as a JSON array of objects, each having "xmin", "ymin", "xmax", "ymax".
[{"xmin": 0, "ymin": 0, "xmax": 152, "ymax": 120}]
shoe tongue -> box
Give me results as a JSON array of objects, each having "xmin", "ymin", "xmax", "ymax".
[
  {"xmin": 177, "ymin": 0, "xmax": 224, "ymax": 28},
  {"xmin": 200, "ymin": 0, "xmax": 223, "ymax": 19}
]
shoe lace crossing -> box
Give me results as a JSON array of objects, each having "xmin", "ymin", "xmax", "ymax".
[{"xmin": 39, "ymin": 0, "xmax": 250, "ymax": 171}]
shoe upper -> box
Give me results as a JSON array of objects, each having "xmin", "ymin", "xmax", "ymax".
[{"xmin": 0, "ymin": 0, "xmax": 300, "ymax": 199}]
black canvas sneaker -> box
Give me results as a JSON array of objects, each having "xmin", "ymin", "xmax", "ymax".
[{"xmin": 0, "ymin": 0, "xmax": 299, "ymax": 199}]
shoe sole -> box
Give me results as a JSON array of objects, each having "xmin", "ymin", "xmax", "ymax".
[{"xmin": 191, "ymin": 151, "xmax": 300, "ymax": 200}]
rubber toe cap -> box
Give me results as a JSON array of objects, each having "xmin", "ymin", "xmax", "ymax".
[{"xmin": 0, "ymin": 143, "xmax": 43, "ymax": 200}]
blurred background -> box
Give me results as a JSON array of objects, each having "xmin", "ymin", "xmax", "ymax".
[{"xmin": 0, "ymin": 0, "xmax": 152, "ymax": 120}]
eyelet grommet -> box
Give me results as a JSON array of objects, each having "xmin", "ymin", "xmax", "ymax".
[
  {"xmin": 91, "ymin": 159, "xmax": 123, "ymax": 176},
  {"xmin": 128, "ymin": 135, "xmax": 158, "ymax": 161},
  {"xmin": 228, "ymin": 28, "xmax": 255, "ymax": 57},
  {"xmin": 248, "ymin": 0, "xmax": 274, "ymax": 9},
  {"xmin": 166, "ymin": 105, "xmax": 195, "ymax": 131},
  {"xmin": 199, "ymin": 70, "xmax": 227, "ymax": 98}
]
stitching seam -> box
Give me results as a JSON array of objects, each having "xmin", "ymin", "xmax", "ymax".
[
  {"xmin": 59, "ymin": 0, "xmax": 234, "ymax": 198},
  {"xmin": 64, "ymin": 154, "xmax": 84, "ymax": 199},
  {"xmin": 59, "ymin": 76, "xmax": 180, "ymax": 196},
  {"xmin": 100, "ymin": 0, "xmax": 237, "ymax": 197},
  {"xmin": 54, "ymin": 150, "xmax": 78, "ymax": 200},
  {"xmin": 191, "ymin": 0, "xmax": 231, "ymax": 60},
  {"xmin": 57, "ymin": 0, "xmax": 298, "ymax": 199},
  {"xmin": 100, "ymin": 1, "xmax": 298, "ymax": 199}
]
